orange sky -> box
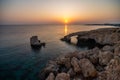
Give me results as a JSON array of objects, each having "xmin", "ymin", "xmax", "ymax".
[{"xmin": 0, "ymin": 0, "xmax": 120, "ymax": 24}]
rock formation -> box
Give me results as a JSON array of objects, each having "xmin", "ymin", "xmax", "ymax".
[
  {"xmin": 79, "ymin": 58, "xmax": 97, "ymax": 77},
  {"xmin": 39, "ymin": 28, "xmax": 120, "ymax": 80}
]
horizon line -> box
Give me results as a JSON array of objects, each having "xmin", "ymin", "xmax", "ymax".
[{"xmin": 0, "ymin": 23, "xmax": 120, "ymax": 26}]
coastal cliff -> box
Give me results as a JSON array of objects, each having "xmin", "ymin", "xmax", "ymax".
[{"xmin": 39, "ymin": 28, "xmax": 120, "ymax": 80}]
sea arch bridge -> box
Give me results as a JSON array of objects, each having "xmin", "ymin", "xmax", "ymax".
[{"xmin": 60, "ymin": 31, "xmax": 104, "ymax": 49}]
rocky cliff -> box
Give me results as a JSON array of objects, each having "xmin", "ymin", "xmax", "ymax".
[{"xmin": 39, "ymin": 28, "xmax": 120, "ymax": 80}]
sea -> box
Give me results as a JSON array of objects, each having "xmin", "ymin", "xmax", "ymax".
[{"xmin": 0, "ymin": 24, "xmax": 114, "ymax": 80}]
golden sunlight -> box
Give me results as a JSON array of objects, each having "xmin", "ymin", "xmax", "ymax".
[
  {"xmin": 64, "ymin": 19, "xmax": 68, "ymax": 24},
  {"xmin": 64, "ymin": 24, "xmax": 68, "ymax": 35}
]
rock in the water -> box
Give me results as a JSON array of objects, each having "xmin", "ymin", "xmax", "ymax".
[
  {"xmin": 71, "ymin": 57, "xmax": 81, "ymax": 73},
  {"xmin": 79, "ymin": 58, "xmax": 97, "ymax": 77},
  {"xmin": 55, "ymin": 73, "xmax": 70, "ymax": 80},
  {"xmin": 99, "ymin": 51, "xmax": 113, "ymax": 66},
  {"xmin": 46, "ymin": 73, "xmax": 55, "ymax": 80}
]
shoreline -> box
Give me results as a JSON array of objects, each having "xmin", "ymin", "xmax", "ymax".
[{"xmin": 39, "ymin": 27, "xmax": 120, "ymax": 80}]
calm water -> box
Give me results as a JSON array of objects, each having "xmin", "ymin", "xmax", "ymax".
[{"xmin": 0, "ymin": 25, "xmax": 113, "ymax": 80}]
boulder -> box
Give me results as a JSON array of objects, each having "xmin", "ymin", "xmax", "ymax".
[
  {"xmin": 44, "ymin": 61, "xmax": 59, "ymax": 75},
  {"xmin": 97, "ymin": 71, "xmax": 107, "ymax": 80},
  {"xmin": 46, "ymin": 73, "xmax": 55, "ymax": 80},
  {"xmin": 56, "ymin": 56, "xmax": 71, "ymax": 69},
  {"xmin": 88, "ymin": 53, "xmax": 99, "ymax": 64},
  {"xmin": 99, "ymin": 51, "xmax": 113, "ymax": 66},
  {"xmin": 102, "ymin": 45, "xmax": 113, "ymax": 52},
  {"xmin": 71, "ymin": 57, "xmax": 81, "ymax": 73},
  {"xmin": 72, "ymin": 76, "xmax": 83, "ymax": 80},
  {"xmin": 67, "ymin": 68, "xmax": 76, "ymax": 78},
  {"xmin": 77, "ymin": 47, "xmax": 99, "ymax": 60},
  {"xmin": 95, "ymin": 64, "xmax": 104, "ymax": 72},
  {"xmin": 55, "ymin": 73, "xmax": 70, "ymax": 80},
  {"xmin": 106, "ymin": 56, "xmax": 120, "ymax": 80},
  {"xmin": 79, "ymin": 58, "xmax": 97, "ymax": 77},
  {"xmin": 65, "ymin": 51, "xmax": 79, "ymax": 59},
  {"xmin": 114, "ymin": 46, "xmax": 120, "ymax": 56},
  {"xmin": 77, "ymin": 51, "xmax": 88, "ymax": 59}
]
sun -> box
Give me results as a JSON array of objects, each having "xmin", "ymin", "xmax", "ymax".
[{"xmin": 64, "ymin": 19, "xmax": 68, "ymax": 24}]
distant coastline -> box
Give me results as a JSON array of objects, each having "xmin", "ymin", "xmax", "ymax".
[{"xmin": 84, "ymin": 23, "xmax": 120, "ymax": 27}]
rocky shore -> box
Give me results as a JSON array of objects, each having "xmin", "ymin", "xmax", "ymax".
[{"xmin": 39, "ymin": 28, "xmax": 120, "ymax": 80}]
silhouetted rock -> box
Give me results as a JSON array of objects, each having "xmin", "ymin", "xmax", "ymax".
[{"xmin": 30, "ymin": 36, "xmax": 46, "ymax": 49}]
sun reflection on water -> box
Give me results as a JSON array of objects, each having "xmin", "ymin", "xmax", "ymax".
[{"xmin": 64, "ymin": 24, "xmax": 68, "ymax": 35}]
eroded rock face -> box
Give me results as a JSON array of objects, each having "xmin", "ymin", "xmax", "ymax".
[
  {"xmin": 65, "ymin": 51, "xmax": 79, "ymax": 59},
  {"xmin": 67, "ymin": 68, "xmax": 76, "ymax": 78},
  {"xmin": 97, "ymin": 71, "xmax": 107, "ymax": 80},
  {"xmin": 76, "ymin": 28, "xmax": 120, "ymax": 47},
  {"xmin": 45, "ymin": 62, "xmax": 59, "ymax": 73},
  {"xmin": 88, "ymin": 53, "xmax": 99, "ymax": 64},
  {"xmin": 56, "ymin": 56, "xmax": 71, "ymax": 69},
  {"xmin": 106, "ymin": 56, "xmax": 120, "ymax": 80},
  {"xmin": 99, "ymin": 51, "xmax": 113, "ymax": 66},
  {"xmin": 114, "ymin": 46, "xmax": 120, "ymax": 56},
  {"xmin": 46, "ymin": 73, "xmax": 55, "ymax": 80},
  {"xmin": 79, "ymin": 58, "xmax": 97, "ymax": 77},
  {"xmin": 102, "ymin": 45, "xmax": 113, "ymax": 52},
  {"xmin": 40, "ymin": 28, "xmax": 120, "ymax": 80},
  {"xmin": 55, "ymin": 73, "xmax": 70, "ymax": 80},
  {"xmin": 71, "ymin": 57, "xmax": 81, "ymax": 73}
]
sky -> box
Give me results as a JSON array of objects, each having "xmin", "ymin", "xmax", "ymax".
[{"xmin": 0, "ymin": 0, "xmax": 120, "ymax": 25}]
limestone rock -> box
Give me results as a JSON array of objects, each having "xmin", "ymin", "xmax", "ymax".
[
  {"xmin": 71, "ymin": 57, "xmax": 81, "ymax": 73},
  {"xmin": 46, "ymin": 73, "xmax": 55, "ymax": 80},
  {"xmin": 106, "ymin": 56, "xmax": 120, "ymax": 80},
  {"xmin": 65, "ymin": 51, "xmax": 79, "ymax": 59},
  {"xmin": 67, "ymin": 68, "xmax": 76, "ymax": 78},
  {"xmin": 99, "ymin": 51, "xmax": 113, "ymax": 66},
  {"xmin": 44, "ymin": 61, "xmax": 59, "ymax": 75},
  {"xmin": 88, "ymin": 53, "xmax": 99, "ymax": 64},
  {"xmin": 55, "ymin": 73, "xmax": 70, "ymax": 80},
  {"xmin": 114, "ymin": 46, "xmax": 120, "ymax": 56},
  {"xmin": 77, "ymin": 51, "xmax": 88, "ymax": 59},
  {"xmin": 79, "ymin": 58, "xmax": 97, "ymax": 77},
  {"xmin": 97, "ymin": 71, "xmax": 107, "ymax": 80},
  {"xmin": 102, "ymin": 45, "xmax": 113, "ymax": 52},
  {"xmin": 56, "ymin": 56, "xmax": 71, "ymax": 69}
]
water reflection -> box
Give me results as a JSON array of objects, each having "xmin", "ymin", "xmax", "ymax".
[{"xmin": 64, "ymin": 24, "xmax": 68, "ymax": 35}]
